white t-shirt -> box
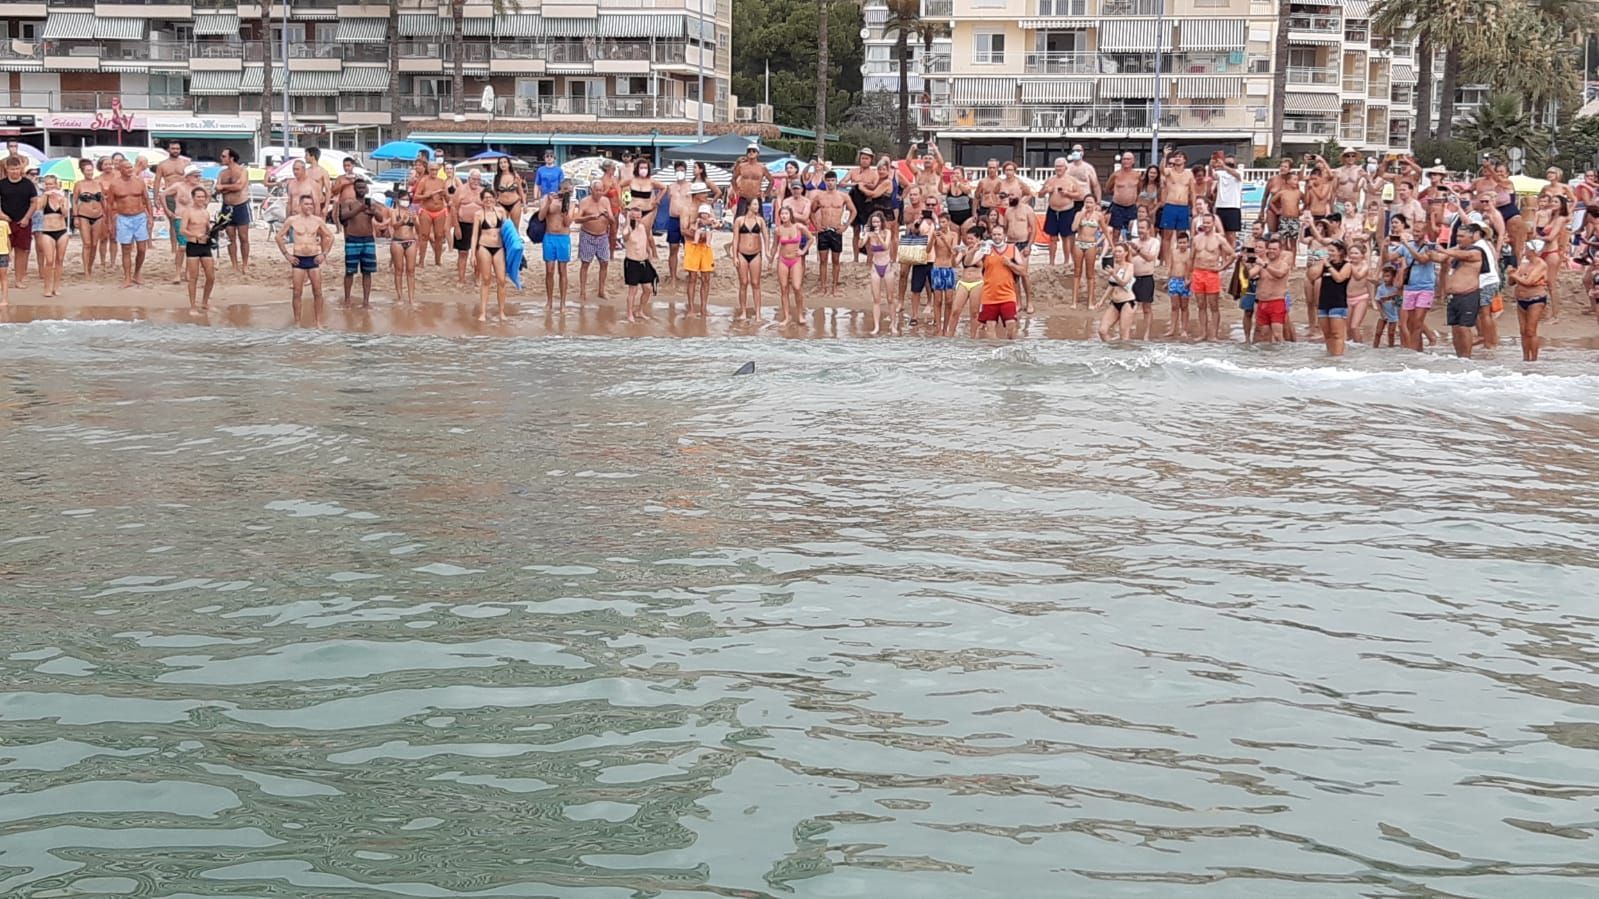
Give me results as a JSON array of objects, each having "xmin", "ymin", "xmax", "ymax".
[
  {"xmin": 1475, "ymin": 238, "xmax": 1499, "ymax": 289},
  {"xmin": 1215, "ymin": 169, "xmax": 1242, "ymax": 210}
]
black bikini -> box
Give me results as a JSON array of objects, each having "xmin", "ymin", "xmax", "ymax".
[{"xmin": 737, "ymin": 221, "xmax": 762, "ymax": 263}]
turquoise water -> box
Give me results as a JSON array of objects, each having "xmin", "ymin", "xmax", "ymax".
[{"xmin": 3, "ymin": 323, "xmax": 1599, "ymax": 897}]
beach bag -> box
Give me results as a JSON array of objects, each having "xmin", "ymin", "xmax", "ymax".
[
  {"xmin": 898, "ymin": 235, "xmax": 929, "ymax": 265},
  {"xmin": 526, "ymin": 214, "xmax": 547, "ymax": 244}
]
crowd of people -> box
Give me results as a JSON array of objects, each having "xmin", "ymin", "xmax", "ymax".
[{"xmin": 1, "ymin": 136, "xmax": 1595, "ymax": 360}]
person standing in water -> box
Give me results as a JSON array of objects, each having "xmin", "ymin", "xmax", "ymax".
[
  {"xmin": 337, "ymin": 179, "xmax": 389, "ymax": 309},
  {"xmin": 179, "ymin": 185, "xmax": 217, "ymax": 312},
  {"xmin": 1317, "ymin": 240, "xmax": 1354, "ymax": 356},
  {"xmin": 1249, "ymin": 236, "xmax": 1294, "ymax": 343},
  {"xmin": 619, "ymin": 206, "xmax": 657, "ymax": 322},
  {"xmin": 682, "ymin": 203, "xmax": 717, "ymax": 318},
  {"xmin": 217, "ymin": 148, "xmax": 253, "ymax": 273},
  {"xmin": 384, "ymin": 188, "xmax": 419, "ymax": 306},
  {"xmin": 575, "ymin": 180, "xmax": 614, "ymax": 304},
  {"xmin": 275, "ymin": 194, "xmax": 335, "ymax": 327},
  {"xmin": 538, "ymin": 179, "xmax": 574, "ymax": 311},
  {"xmin": 470, "ymin": 198, "xmax": 508, "ymax": 323}
]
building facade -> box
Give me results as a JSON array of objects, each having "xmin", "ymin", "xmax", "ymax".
[
  {"xmin": 0, "ymin": 0, "xmax": 734, "ymax": 159},
  {"xmin": 877, "ymin": 0, "xmax": 1425, "ymax": 166}
]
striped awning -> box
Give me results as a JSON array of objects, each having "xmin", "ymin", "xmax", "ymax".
[
  {"xmin": 1179, "ymin": 18, "xmax": 1245, "ymax": 51},
  {"xmin": 398, "ymin": 14, "xmax": 441, "ymax": 37},
  {"xmin": 340, "ymin": 66, "xmax": 390, "ymax": 91},
  {"xmin": 290, "ymin": 2, "xmax": 337, "ymax": 19},
  {"xmin": 545, "ymin": 17, "xmax": 599, "ymax": 37},
  {"xmin": 288, "ymin": 70, "xmax": 339, "ymax": 96},
  {"xmin": 598, "ymin": 13, "xmax": 685, "ymax": 37},
  {"xmin": 335, "ymin": 18, "xmax": 387, "ymax": 43},
  {"xmin": 42, "ymin": 14, "xmax": 94, "ymax": 40},
  {"xmin": 193, "ymin": 13, "xmax": 240, "ymax": 36},
  {"xmin": 1099, "ymin": 19, "xmax": 1173, "ymax": 52},
  {"xmin": 1286, "ymin": 28, "xmax": 1341, "ymax": 45},
  {"xmin": 240, "ymin": 66, "xmax": 286, "ymax": 92},
  {"xmin": 1020, "ymin": 79, "xmax": 1092, "ymax": 103},
  {"xmin": 94, "ymin": 17, "xmax": 146, "ymax": 40},
  {"xmin": 1019, "ymin": 17, "xmax": 1093, "ymax": 29},
  {"xmin": 190, "ymin": 70, "xmax": 242, "ymax": 95},
  {"xmin": 99, "ymin": 61, "xmax": 151, "ymax": 73},
  {"xmin": 951, "ymin": 77, "xmax": 1017, "ymax": 104},
  {"xmin": 1392, "ymin": 62, "xmax": 1416, "ymax": 83},
  {"xmin": 0, "ymin": 60, "xmax": 44, "ymax": 72},
  {"xmin": 495, "ymin": 15, "xmax": 542, "ymax": 37},
  {"xmin": 1098, "ymin": 77, "xmax": 1159, "ymax": 99},
  {"xmin": 462, "ymin": 16, "xmax": 494, "ymax": 36},
  {"xmin": 1284, "ymin": 92, "xmax": 1339, "ymax": 113},
  {"xmin": 1177, "ymin": 76, "xmax": 1243, "ymax": 99},
  {"xmin": 1344, "ymin": 0, "xmax": 1371, "ymax": 18}
]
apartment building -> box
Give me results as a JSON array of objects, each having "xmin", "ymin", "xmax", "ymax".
[
  {"xmin": 902, "ymin": 0, "xmax": 1422, "ymax": 166},
  {"xmin": 0, "ymin": 0, "xmax": 733, "ymax": 159}
]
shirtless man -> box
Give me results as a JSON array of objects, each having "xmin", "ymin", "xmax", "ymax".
[
  {"xmin": 274, "ymin": 194, "xmax": 335, "ymax": 327},
  {"xmin": 305, "ymin": 147, "xmax": 333, "ymax": 211},
  {"xmin": 810, "ymin": 170, "xmax": 854, "ymax": 297},
  {"xmin": 1419, "ymin": 165, "xmax": 1450, "ymax": 235},
  {"xmin": 337, "ymin": 178, "xmax": 389, "ymax": 309},
  {"xmin": 975, "ymin": 159, "xmax": 1004, "ymax": 221},
  {"xmin": 844, "ymin": 148, "xmax": 882, "ymax": 261},
  {"xmin": 999, "ymin": 160, "xmax": 1035, "ymax": 206},
  {"xmin": 1304, "ymin": 155, "xmax": 1335, "ymax": 222},
  {"xmin": 619, "ymin": 206, "xmax": 657, "ymax": 322},
  {"xmin": 663, "ymin": 170, "xmax": 694, "ymax": 284},
  {"xmin": 1157, "ymin": 150, "xmax": 1195, "ymax": 267},
  {"xmin": 1248, "ymin": 235, "xmax": 1294, "ymax": 342},
  {"xmin": 1262, "ymin": 158, "xmax": 1297, "ymax": 235},
  {"xmin": 1042, "ymin": 157, "xmax": 1089, "ymax": 267},
  {"xmin": 453, "ymin": 172, "xmax": 484, "ymax": 286},
  {"xmin": 575, "ymin": 181, "xmax": 614, "ymax": 303},
  {"xmin": 1128, "ymin": 224, "xmax": 1160, "ymax": 339},
  {"xmin": 1190, "ymin": 213, "xmax": 1235, "ymax": 342},
  {"xmin": 414, "ymin": 161, "xmax": 452, "ymax": 268},
  {"xmin": 330, "ymin": 157, "xmax": 361, "ymax": 227},
  {"xmin": 106, "ymin": 156, "xmax": 152, "ymax": 288},
  {"xmin": 217, "ymin": 148, "xmax": 252, "ymax": 272},
  {"xmin": 1105, "ymin": 152, "xmax": 1142, "ymax": 251},
  {"xmin": 1267, "ymin": 165, "xmax": 1305, "ymax": 255},
  {"xmin": 1002, "ymin": 191, "xmax": 1037, "ymax": 315},
  {"xmin": 178, "ymin": 185, "xmax": 217, "ymax": 312},
  {"xmin": 910, "ymin": 142, "xmax": 947, "ymax": 198},
  {"xmin": 1391, "ymin": 181, "xmax": 1426, "ymax": 241},
  {"xmin": 284, "ymin": 160, "xmax": 325, "ymax": 227},
  {"xmin": 731, "ymin": 143, "xmax": 769, "ymax": 218},
  {"xmin": 538, "ymin": 179, "xmax": 574, "ymax": 310},
  {"xmin": 1436, "ymin": 220, "xmax": 1490, "ymax": 358},
  {"xmin": 1066, "ymin": 144, "xmax": 1100, "ymax": 206},
  {"xmin": 160, "ymin": 165, "xmax": 207, "ymax": 283},
  {"xmin": 1331, "ymin": 149, "xmax": 1369, "ymax": 220},
  {"xmin": 152, "ymin": 140, "xmax": 190, "ymax": 280}
]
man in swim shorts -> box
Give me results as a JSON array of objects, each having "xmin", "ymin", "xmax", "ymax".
[
  {"xmin": 153, "ymin": 140, "xmax": 189, "ymax": 281},
  {"xmin": 619, "ymin": 205, "xmax": 657, "ymax": 322},
  {"xmin": 337, "ymin": 178, "xmax": 388, "ymax": 309},
  {"xmin": 575, "ymin": 180, "xmax": 614, "ymax": 303},
  {"xmin": 105, "ymin": 155, "xmax": 152, "ymax": 288},
  {"xmin": 1189, "ymin": 213, "xmax": 1234, "ymax": 342},
  {"xmin": 538, "ymin": 178, "xmax": 574, "ymax": 310},
  {"xmin": 275, "ymin": 194, "xmax": 335, "ymax": 327},
  {"xmin": 1248, "ymin": 236, "xmax": 1293, "ymax": 342}
]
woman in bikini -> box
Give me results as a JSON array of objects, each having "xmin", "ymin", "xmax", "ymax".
[
  {"xmin": 769, "ymin": 206, "xmax": 811, "ymax": 326},
  {"xmin": 72, "ymin": 158, "xmax": 106, "ymax": 277},
  {"xmin": 454, "ymin": 173, "xmax": 484, "ymax": 287},
  {"xmin": 1071, "ymin": 202, "xmax": 1106, "ymax": 308},
  {"xmin": 1509, "ymin": 238, "xmax": 1551, "ymax": 362},
  {"xmin": 1302, "ymin": 216, "xmax": 1333, "ymax": 334},
  {"xmin": 413, "ymin": 161, "xmax": 452, "ymax": 269},
  {"xmin": 730, "ymin": 201, "xmax": 767, "ymax": 322},
  {"xmin": 1136, "ymin": 165, "xmax": 1163, "ymax": 227},
  {"xmin": 386, "ymin": 189, "xmax": 419, "ymax": 305},
  {"xmin": 491, "ymin": 156, "xmax": 525, "ymax": 230},
  {"xmin": 36, "ymin": 174, "xmax": 70, "ymax": 298},
  {"xmin": 469, "ymin": 200, "xmax": 508, "ymax": 322},
  {"xmin": 1344, "ymin": 240, "xmax": 1376, "ymax": 344},
  {"xmin": 628, "ymin": 160, "xmax": 668, "ymax": 257},
  {"xmin": 1096, "ymin": 242, "xmax": 1136, "ymax": 342},
  {"xmin": 94, "ymin": 157, "xmax": 117, "ymax": 266},
  {"xmin": 945, "ymin": 225, "xmax": 987, "ymax": 337},
  {"xmin": 861, "ymin": 212, "xmax": 897, "ymax": 335},
  {"xmin": 693, "ymin": 162, "xmax": 723, "ymax": 205},
  {"xmin": 1532, "ymin": 193, "xmax": 1569, "ymax": 321}
]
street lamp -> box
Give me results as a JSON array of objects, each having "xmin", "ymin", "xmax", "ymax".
[{"xmin": 1151, "ymin": 0, "xmax": 1164, "ymax": 161}]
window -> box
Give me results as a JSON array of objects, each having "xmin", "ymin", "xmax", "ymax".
[
  {"xmin": 149, "ymin": 73, "xmax": 187, "ymax": 96},
  {"xmin": 18, "ymin": 21, "xmax": 40, "ymax": 40},
  {"xmin": 1037, "ymin": 0, "xmax": 1086, "ymax": 14},
  {"xmin": 1193, "ymin": 0, "xmax": 1228, "ymax": 7},
  {"xmin": 973, "ymin": 31, "xmax": 1005, "ymax": 65},
  {"xmin": 615, "ymin": 76, "xmax": 648, "ymax": 95}
]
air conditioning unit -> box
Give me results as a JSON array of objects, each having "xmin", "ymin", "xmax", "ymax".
[
  {"xmin": 735, "ymin": 106, "xmax": 754, "ymax": 122},
  {"xmin": 755, "ymin": 103, "xmax": 774, "ymax": 123}
]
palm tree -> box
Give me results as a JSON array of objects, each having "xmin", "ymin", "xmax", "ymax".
[
  {"xmin": 453, "ymin": 0, "xmax": 522, "ymax": 117},
  {"xmin": 1269, "ymin": 0, "xmax": 1290, "ymax": 156},
  {"xmin": 387, "ymin": 0, "xmax": 405, "ymax": 140},
  {"xmin": 815, "ymin": 0, "xmax": 829, "ymax": 160},
  {"xmin": 884, "ymin": 0, "xmax": 948, "ymax": 154},
  {"xmin": 1460, "ymin": 92, "xmax": 1545, "ymax": 161},
  {"xmin": 1373, "ymin": 0, "xmax": 1498, "ymax": 142},
  {"xmin": 259, "ymin": 5, "xmax": 274, "ymax": 157}
]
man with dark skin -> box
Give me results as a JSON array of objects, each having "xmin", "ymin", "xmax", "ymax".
[
  {"xmin": 217, "ymin": 148, "xmax": 252, "ymax": 272},
  {"xmin": 330, "ymin": 157, "xmax": 362, "ymax": 225},
  {"xmin": 337, "ymin": 179, "xmax": 389, "ymax": 308},
  {"xmin": 731, "ymin": 144, "xmax": 769, "ymax": 218},
  {"xmin": 106, "ymin": 156, "xmax": 153, "ymax": 288},
  {"xmin": 152, "ymin": 140, "xmax": 190, "ymax": 280}
]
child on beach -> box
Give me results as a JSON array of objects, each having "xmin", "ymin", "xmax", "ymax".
[
  {"xmin": 1374, "ymin": 261, "xmax": 1402, "ymax": 348},
  {"xmin": 1166, "ymin": 231, "xmax": 1193, "ymax": 340}
]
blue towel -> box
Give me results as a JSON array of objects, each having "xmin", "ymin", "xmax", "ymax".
[{"xmin": 502, "ymin": 219, "xmax": 524, "ymax": 289}]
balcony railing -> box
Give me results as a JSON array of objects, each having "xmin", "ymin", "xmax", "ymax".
[
  {"xmin": 1339, "ymin": 123, "xmax": 1363, "ymax": 142},
  {"xmin": 54, "ymin": 91, "xmax": 189, "ymax": 111},
  {"xmin": 922, "ymin": 0, "xmax": 952, "ymax": 15},
  {"xmin": 338, "ymin": 94, "xmax": 391, "ymax": 113},
  {"xmin": 1391, "ymin": 87, "xmax": 1414, "ymax": 106},
  {"xmin": 0, "ymin": 43, "xmax": 44, "ymax": 61},
  {"xmin": 1287, "ymin": 15, "xmax": 1341, "ymax": 33},
  {"xmin": 1367, "ymin": 79, "xmax": 1390, "ymax": 100},
  {"xmin": 290, "ymin": 97, "xmax": 336, "ymax": 116},
  {"xmin": 194, "ymin": 96, "xmax": 242, "ymax": 114},
  {"xmin": 490, "ymin": 95, "xmax": 688, "ymax": 119},
  {"xmin": 191, "ymin": 40, "xmax": 247, "ymax": 59},
  {"xmin": 397, "ymin": 41, "xmax": 488, "ymax": 63},
  {"xmin": 102, "ymin": 41, "xmax": 191, "ymax": 62},
  {"xmin": 923, "ymin": 53, "xmax": 950, "ymax": 74},
  {"xmin": 244, "ymin": 41, "xmax": 342, "ymax": 61},
  {"xmin": 396, "ymin": 95, "xmax": 451, "ymax": 117},
  {"xmin": 1025, "ymin": 50, "xmax": 1098, "ymax": 75},
  {"xmin": 344, "ymin": 44, "xmax": 389, "ymax": 64},
  {"xmin": 1286, "ymin": 65, "xmax": 1338, "ymax": 86},
  {"xmin": 1344, "ymin": 26, "xmax": 1368, "ymax": 43},
  {"xmin": 1102, "ymin": 0, "xmax": 1162, "ymax": 14},
  {"xmin": 1366, "ymin": 126, "xmax": 1389, "ymax": 145},
  {"xmin": 1282, "ymin": 116, "xmax": 1337, "ymax": 136},
  {"xmin": 918, "ymin": 102, "xmax": 1247, "ymax": 133},
  {"xmin": 1342, "ymin": 75, "xmax": 1365, "ymax": 92}
]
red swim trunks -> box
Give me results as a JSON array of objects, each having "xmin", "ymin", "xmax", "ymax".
[
  {"xmin": 1256, "ymin": 297, "xmax": 1288, "ymax": 326},
  {"xmin": 1191, "ymin": 268, "xmax": 1222, "ymax": 294},
  {"xmin": 977, "ymin": 300, "xmax": 1017, "ymax": 324}
]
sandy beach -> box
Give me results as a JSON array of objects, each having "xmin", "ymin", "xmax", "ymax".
[{"xmin": 5, "ymin": 232, "xmax": 1598, "ymax": 348}]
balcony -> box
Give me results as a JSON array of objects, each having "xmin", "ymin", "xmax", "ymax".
[
  {"xmin": 1367, "ymin": 79, "xmax": 1390, "ymax": 100},
  {"xmin": 923, "ymin": 52, "xmax": 950, "ymax": 74},
  {"xmin": 0, "ymin": 42, "xmax": 43, "ymax": 63},
  {"xmin": 194, "ymin": 95, "xmax": 242, "ymax": 114},
  {"xmin": 54, "ymin": 91, "xmax": 190, "ymax": 111},
  {"xmin": 103, "ymin": 41, "xmax": 191, "ymax": 63},
  {"xmin": 290, "ymin": 96, "xmax": 336, "ymax": 117},
  {"xmin": 191, "ymin": 40, "xmax": 247, "ymax": 60},
  {"xmin": 1102, "ymin": 0, "xmax": 1162, "ymax": 14},
  {"xmin": 244, "ymin": 41, "xmax": 342, "ymax": 61},
  {"xmin": 918, "ymin": 102, "xmax": 1248, "ymax": 133},
  {"xmin": 338, "ymin": 94, "xmax": 391, "ymax": 113},
  {"xmin": 1344, "ymin": 26, "xmax": 1368, "ymax": 43},
  {"xmin": 396, "ymin": 95, "xmax": 451, "ymax": 117},
  {"xmin": 345, "ymin": 44, "xmax": 389, "ymax": 64},
  {"xmin": 1025, "ymin": 50, "xmax": 1098, "ymax": 75},
  {"xmin": 1282, "ymin": 116, "xmax": 1337, "ymax": 137},
  {"xmin": 1287, "ymin": 15, "xmax": 1341, "ymax": 36},
  {"xmin": 1286, "ymin": 65, "xmax": 1338, "ymax": 86},
  {"xmin": 1339, "ymin": 122, "xmax": 1363, "ymax": 142},
  {"xmin": 1391, "ymin": 86, "xmax": 1413, "ymax": 106},
  {"xmin": 490, "ymin": 95, "xmax": 688, "ymax": 119},
  {"xmin": 1342, "ymin": 75, "xmax": 1365, "ymax": 92},
  {"xmin": 1366, "ymin": 125, "xmax": 1388, "ymax": 145},
  {"xmin": 397, "ymin": 41, "xmax": 488, "ymax": 64},
  {"xmin": 923, "ymin": 0, "xmax": 952, "ymax": 14}
]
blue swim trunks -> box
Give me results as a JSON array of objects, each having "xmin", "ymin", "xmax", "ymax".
[
  {"xmin": 1239, "ymin": 290, "xmax": 1256, "ymax": 313},
  {"xmin": 116, "ymin": 212, "xmax": 149, "ymax": 245},
  {"xmin": 665, "ymin": 215, "xmax": 683, "ymax": 246},
  {"xmin": 543, "ymin": 232, "xmax": 571, "ymax": 263},
  {"xmin": 1167, "ymin": 276, "xmax": 1190, "ymax": 298},
  {"xmin": 344, "ymin": 236, "xmax": 377, "ymax": 275},
  {"xmin": 1157, "ymin": 203, "xmax": 1190, "ymax": 232},
  {"xmin": 930, "ymin": 266, "xmax": 956, "ymax": 291}
]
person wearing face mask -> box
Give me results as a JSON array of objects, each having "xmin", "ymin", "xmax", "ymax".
[
  {"xmin": 663, "ymin": 168, "xmax": 693, "ymax": 285},
  {"xmin": 627, "ymin": 160, "xmax": 667, "ymax": 261},
  {"xmin": 1066, "ymin": 145, "xmax": 1100, "ymax": 206},
  {"xmin": 809, "ymin": 170, "xmax": 854, "ymax": 297}
]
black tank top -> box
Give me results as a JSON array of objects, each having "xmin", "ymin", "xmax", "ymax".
[{"xmin": 1320, "ymin": 270, "xmax": 1349, "ymax": 311}]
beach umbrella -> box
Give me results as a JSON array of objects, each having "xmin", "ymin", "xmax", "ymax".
[
  {"xmin": 469, "ymin": 149, "xmax": 513, "ymax": 161},
  {"xmin": 39, "ymin": 157, "xmax": 81, "ymax": 185},
  {"xmin": 1509, "ymin": 174, "xmax": 1548, "ymax": 195},
  {"xmin": 372, "ymin": 140, "xmax": 435, "ymax": 162},
  {"xmin": 766, "ymin": 156, "xmax": 801, "ymax": 173},
  {"xmin": 8, "ymin": 143, "xmax": 47, "ymax": 165}
]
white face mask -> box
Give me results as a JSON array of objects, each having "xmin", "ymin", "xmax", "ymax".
[{"xmin": 1366, "ymin": 162, "xmax": 1378, "ymax": 173}]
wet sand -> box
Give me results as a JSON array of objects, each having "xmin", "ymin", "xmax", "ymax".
[{"xmin": 5, "ymin": 234, "xmax": 1598, "ymax": 347}]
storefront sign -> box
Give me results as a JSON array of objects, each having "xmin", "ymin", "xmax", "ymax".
[
  {"xmin": 146, "ymin": 114, "xmax": 256, "ymax": 134},
  {"xmin": 46, "ymin": 109, "xmax": 148, "ymax": 131},
  {"xmin": 0, "ymin": 115, "xmax": 37, "ymax": 128}
]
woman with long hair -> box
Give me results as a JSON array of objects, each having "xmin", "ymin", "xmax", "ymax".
[
  {"xmin": 1318, "ymin": 240, "xmax": 1354, "ymax": 356},
  {"xmin": 730, "ymin": 199, "xmax": 767, "ymax": 321},
  {"xmin": 769, "ymin": 205, "xmax": 811, "ymax": 326},
  {"xmin": 386, "ymin": 188, "xmax": 419, "ymax": 306},
  {"xmin": 1344, "ymin": 240, "xmax": 1376, "ymax": 344},
  {"xmin": 1096, "ymin": 242, "xmax": 1136, "ymax": 342},
  {"xmin": 693, "ymin": 162, "xmax": 723, "ymax": 204},
  {"xmin": 1071, "ymin": 202, "xmax": 1106, "ymax": 308},
  {"xmin": 629, "ymin": 159, "xmax": 668, "ymax": 254},
  {"xmin": 35, "ymin": 174, "xmax": 70, "ymax": 298},
  {"xmin": 469, "ymin": 199, "xmax": 508, "ymax": 322},
  {"xmin": 1533, "ymin": 193, "xmax": 1569, "ymax": 321},
  {"xmin": 72, "ymin": 158, "xmax": 106, "ymax": 277},
  {"xmin": 1136, "ymin": 165, "xmax": 1163, "ymax": 225},
  {"xmin": 944, "ymin": 225, "xmax": 986, "ymax": 337},
  {"xmin": 861, "ymin": 211, "xmax": 897, "ymax": 335},
  {"xmin": 490, "ymin": 156, "xmax": 524, "ymax": 234}
]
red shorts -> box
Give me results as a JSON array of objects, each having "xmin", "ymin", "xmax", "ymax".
[
  {"xmin": 977, "ymin": 300, "xmax": 1017, "ymax": 324},
  {"xmin": 9, "ymin": 217, "xmax": 32, "ymax": 249},
  {"xmin": 1256, "ymin": 297, "xmax": 1288, "ymax": 326},
  {"xmin": 1191, "ymin": 268, "xmax": 1222, "ymax": 294}
]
